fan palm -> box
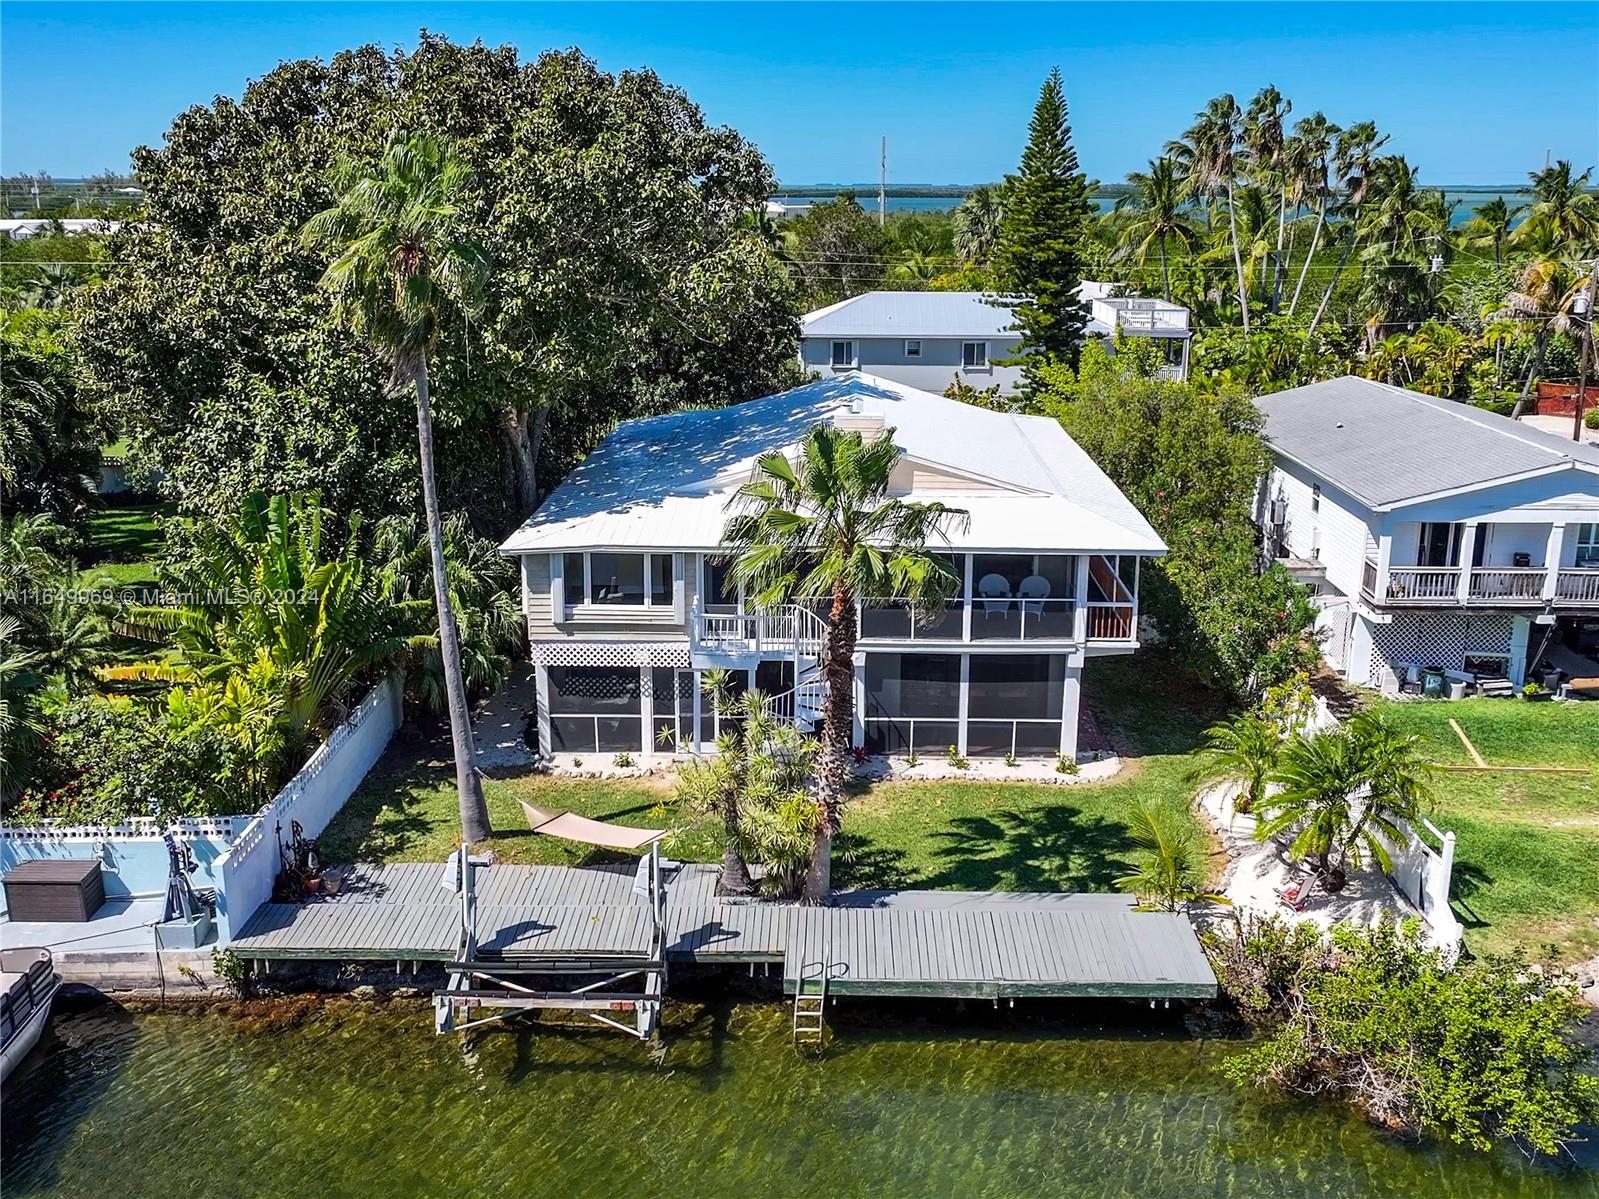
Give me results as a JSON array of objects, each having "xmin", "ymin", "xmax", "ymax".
[
  {"xmin": 301, "ymin": 132, "xmax": 495, "ymax": 843},
  {"xmin": 1501, "ymin": 252, "xmax": 1591, "ymax": 414},
  {"xmin": 1113, "ymin": 156, "xmax": 1201, "ymax": 302},
  {"xmin": 1116, "ymin": 799, "xmax": 1229, "ymax": 914},
  {"xmin": 1258, "ymin": 710, "xmax": 1432, "ymax": 889},
  {"xmin": 723, "ymin": 424, "xmax": 968, "ymax": 902},
  {"xmin": 1171, "ymin": 95, "xmax": 1251, "ymax": 334},
  {"xmin": 952, "ymin": 185, "xmax": 1005, "ymax": 265},
  {"xmin": 1189, "ymin": 710, "xmax": 1281, "ymax": 814},
  {"xmin": 1307, "ymin": 121, "xmax": 1390, "ymax": 337}
]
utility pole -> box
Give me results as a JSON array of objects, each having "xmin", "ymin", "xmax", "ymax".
[
  {"xmin": 878, "ymin": 136, "xmax": 886, "ymax": 229},
  {"xmin": 1571, "ymin": 259, "xmax": 1598, "ymax": 441}
]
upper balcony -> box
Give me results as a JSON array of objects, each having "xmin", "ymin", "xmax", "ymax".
[
  {"xmin": 1088, "ymin": 296, "xmax": 1190, "ymax": 336},
  {"xmin": 1361, "ymin": 521, "xmax": 1599, "ymax": 610}
]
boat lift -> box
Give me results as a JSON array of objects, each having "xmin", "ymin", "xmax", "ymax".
[{"xmin": 434, "ymin": 804, "xmax": 669, "ymax": 1040}]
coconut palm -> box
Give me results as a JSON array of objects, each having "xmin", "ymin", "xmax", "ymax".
[
  {"xmin": 1171, "ymin": 95, "xmax": 1251, "ymax": 335},
  {"xmin": 1512, "ymin": 160, "xmax": 1599, "ymax": 254},
  {"xmin": 301, "ymin": 132, "xmax": 494, "ymax": 843},
  {"xmin": 1461, "ymin": 197, "xmax": 1516, "ymax": 267},
  {"xmin": 1285, "ymin": 112, "xmax": 1340, "ymax": 315},
  {"xmin": 1307, "ymin": 121, "xmax": 1390, "ymax": 337},
  {"xmin": 1258, "ymin": 709, "xmax": 1432, "ymax": 890},
  {"xmin": 1113, "ymin": 156, "xmax": 1201, "ymax": 302},
  {"xmin": 1502, "ymin": 252, "xmax": 1591, "ymax": 414},
  {"xmin": 952, "ymin": 185, "xmax": 1005, "ymax": 265},
  {"xmin": 1243, "ymin": 86, "xmax": 1292, "ymax": 311},
  {"xmin": 1116, "ymin": 799, "xmax": 1229, "ymax": 914},
  {"xmin": 0, "ymin": 614, "xmax": 46, "ymax": 784},
  {"xmin": 723, "ymin": 424, "xmax": 969, "ymax": 902},
  {"xmin": 1189, "ymin": 710, "xmax": 1281, "ymax": 814}
]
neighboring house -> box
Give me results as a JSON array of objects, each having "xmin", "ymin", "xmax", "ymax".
[
  {"xmin": 0, "ymin": 218, "xmax": 122, "ymax": 239},
  {"xmin": 798, "ymin": 287, "xmax": 1191, "ymax": 396},
  {"xmin": 1256, "ymin": 376, "xmax": 1599, "ymax": 692},
  {"xmin": 499, "ymin": 373, "xmax": 1165, "ymax": 762}
]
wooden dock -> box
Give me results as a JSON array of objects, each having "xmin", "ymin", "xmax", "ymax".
[{"xmin": 229, "ymin": 861, "xmax": 1216, "ymax": 1001}]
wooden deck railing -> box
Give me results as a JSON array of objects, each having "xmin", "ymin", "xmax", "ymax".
[{"xmin": 1555, "ymin": 568, "xmax": 1599, "ymax": 605}]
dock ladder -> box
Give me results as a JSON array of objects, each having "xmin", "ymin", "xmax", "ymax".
[{"xmin": 792, "ymin": 949, "xmax": 834, "ymax": 1052}]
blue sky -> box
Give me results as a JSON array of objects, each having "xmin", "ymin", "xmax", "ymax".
[{"xmin": 3, "ymin": 2, "xmax": 1595, "ymax": 184}]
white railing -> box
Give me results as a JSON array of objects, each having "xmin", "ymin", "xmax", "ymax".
[
  {"xmin": 1466, "ymin": 567, "xmax": 1545, "ymax": 604},
  {"xmin": 1555, "ymin": 568, "xmax": 1599, "ymax": 605},
  {"xmin": 1085, "ymin": 602, "xmax": 1136, "ymax": 640},
  {"xmin": 1382, "ymin": 567, "xmax": 1461, "ymax": 602},
  {"xmin": 1383, "ymin": 815, "xmax": 1462, "ymax": 956}
]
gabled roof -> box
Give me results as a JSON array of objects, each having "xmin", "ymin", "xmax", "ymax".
[
  {"xmin": 1256, "ymin": 376, "xmax": 1599, "ymax": 509},
  {"xmin": 500, "ymin": 373, "xmax": 1164, "ymax": 555},
  {"xmin": 800, "ymin": 291, "xmax": 1018, "ymax": 340}
]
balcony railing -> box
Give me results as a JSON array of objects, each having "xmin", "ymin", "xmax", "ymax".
[
  {"xmin": 1556, "ymin": 569, "xmax": 1599, "ymax": 605},
  {"xmin": 1361, "ymin": 561, "xmax": 1599, "ymax": 607},
  {"xmin": 1381, "ymin": 566, "xmax": 1461, "ymax": 602},
  {"xmin": 1465, "ymin": 568, "xmax": 1545, "ymax": 604},
  {"xmin": 970, "ymin": 598, "xmax": 1076, "ymax": 641},
  {"xmin": 1086, "ymin": 603, "xmax": 1136, "ymax": 640},
  {"xmin": 859, "ymin": 600, "xmax": 966, "ymax": 641}
]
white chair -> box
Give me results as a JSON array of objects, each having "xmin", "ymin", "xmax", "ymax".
[
  {"xmin": 977, "ymin": 573, "xmax": 1012, "ymax": 619},
  {"xmin": 1018, "ymin": 575, "xmax": 1051, "ymax": 619}
]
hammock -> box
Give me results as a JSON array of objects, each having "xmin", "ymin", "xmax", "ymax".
[{"xmin": 518, "ymin": 801, "xmax": 667, "ymax": 852}]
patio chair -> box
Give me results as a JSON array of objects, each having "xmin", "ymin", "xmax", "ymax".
[
  {"xmin": 1276, "ymin": 873, "xmax": 1319, "ymax": 913},
  {"xmin": 1018, "ymin": 575, "xmax": 1051, "ymax": 619},
  {"xmin": 977, "ymin": 573, "xmax": 1012, "ymax": 620}
]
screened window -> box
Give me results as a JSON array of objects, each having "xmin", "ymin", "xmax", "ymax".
[
  {"xmin": 701, "ymin": 556, "xmax": 742, "ymax": 613},
  {"xmin": 967, "ymin": 654, "xmax": 1065, "ymax": 719},
  {"xmin": 962, "ymin": 341, "xmax": 988, "ymax": 369},
  {"xmin": 589, "ymin": 553, "xmax": 644, "ymax": 604},
  {"xmin": 863, "ymin": 653, "xmax": 960, "ymax": 757},
  {"xmin": 561, "ymin": 553, "xmax": 674, "ymax": 607},
  {"xmin": 831, "ymin": 340, "xmax": 855, "ymax": 369},
  {"xmin": 545, "ymin": 666, "xmax": 642, "ymax": 754}
]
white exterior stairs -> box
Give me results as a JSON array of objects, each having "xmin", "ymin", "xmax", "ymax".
[{"xmin": 692, "ymin": 602, "xmax": 829, "ymax": 735}]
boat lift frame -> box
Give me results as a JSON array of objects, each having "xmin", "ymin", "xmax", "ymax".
[{"xmin": 434, "ymin": 843, "xmax": 667, "ymax": 1040}]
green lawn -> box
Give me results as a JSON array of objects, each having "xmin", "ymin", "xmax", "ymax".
[
  {"xmin": 77, "ymin": 501, "xmax": 175, "ymax": 590},
  {"xmin": 1373, "ymin": 697, "xmax": 1599, "ymax": 961},
  {"xmin": 322, "ymin": 655, "xmax": 1227, "ymax": 894}
]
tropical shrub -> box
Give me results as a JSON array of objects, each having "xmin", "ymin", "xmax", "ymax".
[
  {"xmin": 1115, "ymin": 799, "xmax": 1227, "ymax": 912},
  {"xmin": 1208, "ymin": 917, "xmax": 1599, "ymax": 1155}
]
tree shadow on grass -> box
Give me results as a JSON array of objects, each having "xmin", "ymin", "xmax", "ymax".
[
  {"xmin": 921, "ymin": 805, "xmax": 1136, "ymax": 893},
  {"xmin": 316, "ymin": 765, "xmax": 450, "ymax": 864},
  {"xmin": 1445, "ymin": 860, "xmax": 1494, "ymax": 931},
  {"xmin": 831, "ymin": 833, "xmax": 918, "ymax": 891}
]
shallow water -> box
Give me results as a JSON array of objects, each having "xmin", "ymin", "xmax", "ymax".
[{"xmin": 3, "ymin": 997, "xmax": 1594, "ymax": 1199}]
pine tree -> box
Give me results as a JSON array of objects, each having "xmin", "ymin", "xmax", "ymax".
[{"xmin": 993, "ymin": 68, "xmax": 1094, "ymax": 381}]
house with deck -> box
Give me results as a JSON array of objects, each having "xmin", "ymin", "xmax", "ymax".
[
  {"xmin": 499, "ymin": 373, "xmax": 1164, "ymax": 762},
  {"xmin": 798, "ymin": 286, "xmax": 1191, "ymax": 397},
  {"xmin": 1255, "ymin": 376, "xmax": 1599, "ymax": 693}
]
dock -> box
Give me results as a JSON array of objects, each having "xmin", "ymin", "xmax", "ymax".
[{"xmin": 231, "ymin": 861, "xmax": 1217, "ymax": 1004}]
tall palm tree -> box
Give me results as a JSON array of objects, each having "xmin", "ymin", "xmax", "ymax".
[
  {"xmin": 1502, "ymin": 252, "xmax": 1592, "ymax": 415},
  {"xmin": 302, "ymin": 135, "xmax": 495, "ymax": 842},
  {"xmin": 1258, "ymin": 709, "xmax": 1432, "ymax": 890},
  {"xmin": 1461, "ymin": 197, "xmax": 1515, "ymax": 267},
  {"xmin": 723, "ymin": 425, "xmax": 968, "ymax": 902},
  {"xmin": 1512, "ymin": 160, "xmax": 1599, "ymax": 253},
  {"xmin": 952, "ymin": 184, "xmax": 1005, "ymax": 265},
  {"xmin": 1286, "ymin": 112, "xmax": 1340, "ymax": 315},
  {"xmin": 1243, "ymin": 86, "xmax": 1291, "ymax": 312},
  {"xmin": 1308, "ymin": 121, "xmax": 1389, "ymax": 337},
  {"xmin": 1113, "ymin": 156, "xmax": 1201, "ymax": 301},
  {"xmin": 1172, "ymin": 95, "xmax": 1251, "ymax": 335}
]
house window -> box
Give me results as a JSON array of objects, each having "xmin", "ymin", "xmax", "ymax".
[
  {"xmin": 830, "ymin": 340, "xmax": 855, "ymax": 369},
  {"xmin": 862, "ymin": 653, "xmax": 960, "ymax": 756},
  {"xmin": 546, "ymin": 666, "xmax": 642, "ymax": 753},
  {"xmin": 962, "ymin": 341, "xmax": 988, "ymax": 369},
  {"xmin": 904, "ymin": 339, "xmax": 922, "ymax": 358},
  {"xmin": 1577, "ymin": 523, "xmax": 1599, "ymax": 567},
  {"xmin": 1310, "ymin": 485, "xmax": 1321, "ymax": 513},
  {"xmin": 563, "ymin": 552, "xmax": 674, "ymax": 607},
  {"xmin": 966, "ymin": 653, "xmax": 1066, "ymax": 759}
]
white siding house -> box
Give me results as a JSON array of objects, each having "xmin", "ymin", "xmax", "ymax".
[
  {"xmin": 799, "ymin": 286, "xmax": 1193, "ymax": 397},
  {"xmin": 500, "ymin": 373, "xmax": 1165, "ymax": 762},
  {"xmin": 1256, "ymin": 377, "xmax": 1599, "ymax": 691}
]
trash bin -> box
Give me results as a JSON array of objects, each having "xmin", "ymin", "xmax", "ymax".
[
  {"xmin": 1448, "ymin": 680, "xmax": 1468, "ymax": 701},
  {"xmin": 1421, "ymin": 669, "xmax": 1446, "ymax": 699}
]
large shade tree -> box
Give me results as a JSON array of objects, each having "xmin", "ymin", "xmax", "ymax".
[
  {"xmin": 75, "ymin": 37, "xmax": 797, "ymax": 534},
  {"xmin": 724, "ymin": 425, "xmax": 968, "ymax": 902},
  {"xmin": 302, "ymin": 133, "xmax": 493, "ymax": 842}
]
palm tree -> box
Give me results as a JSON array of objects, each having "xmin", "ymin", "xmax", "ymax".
[
  {"xmin": 0, "ymin": 614, "xmax": 46, "ymax": 786},
  {"xmin": 952, "ymin": 185, "xmax": 1005, "ymax": 265},
  {"xmin": 1512, "ymin": 160, "xmax": 1599, "ymax": 253},
  {"xmin": 302, "ymin": 132, "xmax": 495, "ymax": 843},
  {"xmin": 1258, "ymin": 710, "xmax": 1432, "ymax": 890},
  {"xmin": 1189, "ymin": 710, "xmax": 1281, "ymax": 814},
  {"xmin": 1502, "ymin": 252, "xmax": 1591, "ymax": 415},
  {"xmin": 723, "ymin": 425, "xmax": 968, "ymax": 902},
  {"xmin": 1113, "ymin": 156, "xmax": 1200, "ymax": 302},
  {"xmin": 1308, "ymin": 121, "xmax": 1390, "ymax": 337},
  {"xmin": 1172, "ymin": 95, "xmax": 1251, "ymax": 335},
  {"xmin": 1243, "ymin": 86, "xmax": 1291, "ymax": 312},
  {"xmin": 1286, "ymin": 112, "xmax": 1340, "ymax": 315},
  {"xmin": 1461, "ymin": 198, "xmax": 1515, "ymax": 267},
  {"xmin": 1116, "ymin": 799, "xmax": 1229, "ymax": 913}
]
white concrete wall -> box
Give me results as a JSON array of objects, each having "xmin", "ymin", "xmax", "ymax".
[
  {"xmin": 1, "ymin": 818, "xmax": 246, "ymax": 901},
  {"xmin": 213, "ymin": 673, "xmax": 404, "ymax": 941}
]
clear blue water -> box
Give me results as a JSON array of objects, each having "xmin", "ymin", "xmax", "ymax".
[{"xmin": 3, "ymin": 997, "xmax": 1594, "ymax": 1198}]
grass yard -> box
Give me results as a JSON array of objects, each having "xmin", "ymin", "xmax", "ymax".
[
  {"xmin": 1374, "ymin": 697, "xmax": 1599, "ymax": 961},
  {"xmin": 321, "ymin": 655, "xmax": 1228, "ymax": 896},
  {"xmin": 77, "ymin": 501, "xmax": 175, "ymax": 589}
]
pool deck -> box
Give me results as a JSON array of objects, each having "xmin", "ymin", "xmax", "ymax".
[{"xmin": 230, "ymin": 862, "xmax": 1217, "ymax": 1000}]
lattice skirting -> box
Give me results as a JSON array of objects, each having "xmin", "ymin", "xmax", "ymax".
[
  {"xmin": 1364, "ymin": 613, "xmax": 1513, "ymax": 686},
  {"xmin": 529, "ymin": 640, "xmax": 692, "ymax": 668}
]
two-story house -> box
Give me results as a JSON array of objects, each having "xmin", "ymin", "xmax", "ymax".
[
  {"xmin": 499, "ymin": 373, "xmax": 1165, "ymax": 762},
  {"xmin": 798, "ymin": 287, "xmax": 1192, "ymax": 397},
  {"xmin": 1256, "ymin": 376, "xmax": 1599, "ymax": 692}
]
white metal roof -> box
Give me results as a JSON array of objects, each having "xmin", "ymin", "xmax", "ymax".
[
  {"xmin": 500, "ymin": 373, "xmax": 1165, "ymax": 556},
  {"xmin": 800, "ymin": 292, "xmax": 1020, "ymax": 340}
]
